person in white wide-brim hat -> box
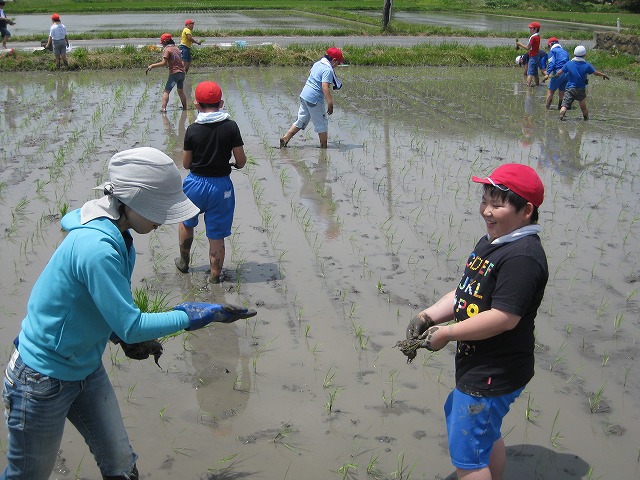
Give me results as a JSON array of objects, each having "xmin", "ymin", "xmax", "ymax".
[{"xmin": 1, "ymin": 147, "xmax": 257, "ymax": 480}]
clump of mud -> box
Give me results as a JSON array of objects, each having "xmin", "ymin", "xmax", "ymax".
[{"xmin": 394, "ymin": 339, "xmax": 423, "ymax": 364}]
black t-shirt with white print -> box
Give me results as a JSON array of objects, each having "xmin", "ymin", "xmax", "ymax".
[{"xmin": 453, "ymin": 234, "xmax": 548, "ymax": 397}]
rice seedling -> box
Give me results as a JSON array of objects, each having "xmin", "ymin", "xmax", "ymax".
[
  {"xmin": 323, "ymin": 366, "xmax": 338, "ymax": 389},
  {"xmin": 325, "ymin": 386, "xmax": 342, "ymax": 413},
  {"xmin": 352, "ymin": 322, "xmax": 369, "ymax": 350},
  {"xmin": 206, "ymin": 453, "xmax": 239, "ymax": 475},
  {"xmin": 588, "ymin": 382, "xmax": 607, "ymax": 413},
  {"xmin": 623, "ymin": 366, "xmax": 631, "ymax": 387},
  {"xmin": 550, "ymin": 341, "xmax": 567, "ymax": 372},
  {"xmin": 389, "ymin": 451, "xmax": 417, "ymax": 480},
  {"xmin": 613, "ymin": 312, "xmax": 624, "ymax": 335},
  {"xmin": 337, "ymin": 461, "xmax": 358, "ymax": 480},
  {"xmin": 367, "ymin": 452, "xmax": 382, "ymax": 479},
  {"xmin": 126, "ymin": 383, "xmax": 137, "ymax": 403},
  {"xmin": 252, "ymin": 336, "xmax": 277, "ymax": 374},
  {"xmin": 159, "ymin": 404, "xmax": 171, "ymax": 422},
  {"xmin": 524, "ymin": 393, "xmax": 538, "ymax": 423},
  {"xmin": 549, "ymin": 409, "xmax": 563, "ymax": 449},
  {"xmin": 382, "ymin": 369, "xmax": 400, "ymax": 408}
]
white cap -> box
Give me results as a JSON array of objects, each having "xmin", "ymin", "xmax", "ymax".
[
  {"xmin": 81, "ymin": 147, "xmax": 199, "ymax": 225},
  {"xmin": 515, "ymin": 55, "xmax": 523, "ymax": 65},
  {"xmin": 574, "ymin": 45, "xmax": 587, "ymax": 57}
]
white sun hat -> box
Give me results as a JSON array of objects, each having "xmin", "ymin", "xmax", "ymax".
[{"xmin": 81, "ymin": 147, "xmax": 199, "ymax": 225}]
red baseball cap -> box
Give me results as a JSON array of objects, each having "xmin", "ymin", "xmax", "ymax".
[
  {"xmin": 160, "ymin": 33, "xmax": 172, "ymax": 44},
  {"xmin": 547, "ymin": 37, "xmax": 559, "ymax": 47},
  {"xmin": 529, "ymin": 21, "xmax": 541, "ymax": 29},
  {"xmin": 185, "ymin": 19, "xmax": 195, "ymax": 26},
  {"xmin": 195, "ymin": 81, "xmax": 222, "ymax": 104},
  {"xmin": 472, "ymin": 163, "xmax": 544, "ymax": 207},
  {"xmin": 326, "ymin": 47, "xmax": 344, "ymax": 63},
  {"xmin": 51, "ymin": 13, "xmax": 61, "ymax": 21}
]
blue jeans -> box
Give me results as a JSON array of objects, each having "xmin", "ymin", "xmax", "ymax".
[{"xmin": 1, "ymin": 350, "xmax": 138, "ymax": 480}]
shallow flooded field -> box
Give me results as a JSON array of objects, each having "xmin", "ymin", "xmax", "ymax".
[{"xmin": 1, "ymin": 66, "xmax": 639, "ymax": 480}]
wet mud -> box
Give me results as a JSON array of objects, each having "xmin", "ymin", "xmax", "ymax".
[{"xmin": 0, "ymin": 66, "xmax": 639, "ymax": 479}]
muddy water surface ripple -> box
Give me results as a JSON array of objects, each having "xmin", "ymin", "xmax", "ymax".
[{"xmin": 0, "ymin": 66, "xmax": 639, "ymax": 480}]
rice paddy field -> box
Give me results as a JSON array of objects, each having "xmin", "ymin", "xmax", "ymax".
[{"xmin": 0, "ymin": 65, "xmax": 639, "ymax": 479}]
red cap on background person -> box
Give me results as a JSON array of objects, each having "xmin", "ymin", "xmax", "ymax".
[
  {"xmin": 160, "ymin": 33, "xmax": 172, "ymax": 44},
  {"xmin": 472, "ymin": 163, "xmax": 544, "ymax": 207},
  {"xmin": 195, "ymin": 81, "xmax": 222, "ymax": 104},
  {"xmin": 326, "ymin": 47, "xmax": 344, "ymax": 64},
  {"xmin": 51, "ymin": 13, "xmax": 61, "ymax": 21},
  {"xmin": 185, "ymin": 19, "xmax": 195, "ymax": 26},
  {"xmin": 547, "ymin": 37, "xmax": 559, "ymax": 47},
  {"xmin": 529, "ymin": 21, "xmax": 541, "ymax": 29}
]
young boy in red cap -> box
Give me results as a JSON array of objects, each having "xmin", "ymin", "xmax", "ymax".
[
  {"xmin": 175, "ymin": 81, "xmax": 247, "ymax": 283},
  {"xmin": 280, "ymin": 47, "xmax": 344, "ymax": 149},
  {"xmin": 179, "ymin": 19, "xmax": 203, "ymax": 73},
  {"xmin": 516, "ymin": 21, "xmax": 542, "ymax": 87},
  {"xmin": 406, "ymin": 163, "xmax": 548, "ymax": 480},
  {"xmin": 146, "ymin": 33, "xmax": 187, "ymax": 112},
  {"xmin": 45, "ymin": 13, "xmax": 69, "ymax": 69}
]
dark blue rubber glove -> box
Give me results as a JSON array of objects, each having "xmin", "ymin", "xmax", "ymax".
[{"xmin": 174, "ymin": 302, "xmax": 257, "ymax": 331}]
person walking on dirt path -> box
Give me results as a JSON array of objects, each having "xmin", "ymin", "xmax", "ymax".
[
  {"xmin": 0, "ymin": 0, "xmax": 15, "ymax": 50},
  {"xmin": 0, "ymin": 146, "xmax": 257, "ymax": 480},
  {"xmin": 279, "ymin": 47, "xmax": 344, "ymax": 149},
  {"xmin": 406, "ymin": 163, "xmax": 548, "ymax": 480},
  {"xmin": 175, "ymin": 81, "xmax": 247, "ymax": 284},
  {"xmin": 542, "ymin": 37, "xmax": 569, "ymax": 110},
  {"xmin": 45, "ymin": 13, "xmax": 69, "ymax": 69},
  {"xmin": 557, "ymin": 45, "xmax": 610, "ymax": 121},
  {"xmin": 179, "ymin": 19, "xmax": 203, "ymax": 74},
  {"xmin": 146, "ymin": 33, "xmax": 187, "ymax": 112},
  {"xmin": 516, "ymin": 21, "xmax": 542, "ymax": 87}
]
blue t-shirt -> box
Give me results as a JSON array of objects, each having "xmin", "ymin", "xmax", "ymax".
[
  {"xmin": 300, "ymin": 59, "xmax": 334, "ymax": 104},
  {"xmin": 546, "ymin": 45, "xmax": 569, "ymax": 74},
  {"xmin": 563, "ymin": 59, "xmax": 596, "ymax": 89}
]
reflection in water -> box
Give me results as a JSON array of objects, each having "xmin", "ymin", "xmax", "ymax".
[
  {"xmin": 283, "ymin": 149, "xmax": 340, "ymax": 240},
  {"xmin": 178, "ymin": 279, "xmax": 251, "ymax": 436},
  {"xmin": 538, "ymin": 123, "xmax": 586, "ymax": 184},
  {"xmin": 520, "ymin": 86, "xmax": 537, "ymax": 148},
  {"xmin": 161, "ymin": 109, "xmax": 190, "ymax": 162}
]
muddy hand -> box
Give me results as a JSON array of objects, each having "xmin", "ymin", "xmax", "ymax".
[
  {"xmin": 111, "ymin": 336, "xmax": 164, "ymax": 368},
  {"xmin": 175, "ymin": 302, "xmax": 257, "ymax": 331},
  {"xmin": 406, "ymin": 313, "xmax": 434, "ymax": 340},
  {"xmin": 418, "ymin": 325, "xmax": 448, "ymax": 352}
]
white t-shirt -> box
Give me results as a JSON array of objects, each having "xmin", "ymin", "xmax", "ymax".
[{"xmin": 49, "ymin": 23, "xmax": 67, "ymax": 41}]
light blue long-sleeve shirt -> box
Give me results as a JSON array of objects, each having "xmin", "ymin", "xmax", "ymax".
[{"xmin": 18, "ymin": 209, "xmax": 189, "ymax": 381}]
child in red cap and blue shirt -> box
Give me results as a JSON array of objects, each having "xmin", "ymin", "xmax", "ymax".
[{"xmin": 406, "ymin": 163, "xmax": 548, "ymax": 480}]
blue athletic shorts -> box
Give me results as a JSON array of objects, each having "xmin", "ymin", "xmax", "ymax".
[
  {"xmin": 548, "ymin": 72, "xmax": 567, "ymax": 92},
  {"xmin": 527, "ymin": 54, "xmax": 540, "ymax": 76},
  {"xmin": 164, "ymin": 72, "xmax": 185, "ymax": 92},
  {"xmin": 293, "ymin": 97, "xmax": 328, "ymax": 133},
  {"xmin": 0, "ymin": 26, "xmax": 11, "ymax": 38},
  {"xmin": 182, "ymin": 173, "xmax": 234, "ymax": 239},
  {"xmin": 444, "ymin": 387, "xmax": 524, "ymax": 470},
  {"xmin": 179, "ymin": 45, "xmax": 192, "ymax": 62}
]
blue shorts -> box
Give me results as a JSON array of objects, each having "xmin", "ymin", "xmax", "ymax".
[
  {"xmin": 182, "ymin": 173, "xmax": 234, "ymax": 240},
  {"xmin": 527, "ymin": 54, "xmax": 540, "ymax": 76},
  {"xmin": 444, "ymin": 387, "xmax": 524, "ymax": 470},
  {"xmin": 164, "ymin": 72, "xmax": 185, "ymax": 92},
  {"xmin": 0, "ymin": 26, "xmax": 10, "ymax": 38},
  {"xmin": 294, "ymin": 97, "xmax": 328, "ymax": 133},
  {"xmin": 179, "ymin": 45, "xmax": 192, "ymax": 62},
  {"xmin": 548, "ymin": 72, "xmax": 567, "ymax": 92}
]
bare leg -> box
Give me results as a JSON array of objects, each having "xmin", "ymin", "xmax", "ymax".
[
  {"xmin": 177, "ymin": 88, "xmax": 187, "ymax": 109},
  {"xmin": 175, "ymin": 223, "xmax": 194, "ymax": 273},
  {"xmin": 161, "ymin": 90, "xmax": 170, "ymax": 112},
  {"xmin": 489, "ymin": 438, "xmax": 506, "ymax": 480},
  {"xmin": 318, "ymin": 131, "xmax": 328, "ymax": 148},
  {"xmin": 559, "ymin": 105, "xmax": 567, "ymax": 120},
  {"xmin": 208, "ymin": 238, "xmax": 225, "ymax": 283},
  {"xmin": 558, "ymin": 91, "xmax": 564, "ymax": 110},
  {"xmin": 55, "ymin": 55, "xmax": 61, "ymax": 69},
  {"xmin": 456, "ymin": 467, "xmax": 492, "ymax": 480},
  {"xmin": 280, "ymin": 125, "xmax": 301, "ymax": 147},
  {"xmin": 578, "ymin": 99, "xmax": 589, "ymax": 120},
  {"xmin": 61, "ymin": 52, "xmax": 68, "ymax": 67},
  {"xmin": 545, "ymin": 90, "xmax": 554, "ymax": 110},
  {"xmin": 184, "ymin": 61, "xmax": 191, "ymax": 74}
]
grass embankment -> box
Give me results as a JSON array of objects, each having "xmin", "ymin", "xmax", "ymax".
[{"xmin": 2, "ymin": 43, "xmax": 638, "ymax": 81}]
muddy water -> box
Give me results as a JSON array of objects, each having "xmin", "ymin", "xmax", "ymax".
[{"xmin": 0, "ymin": 67, "xmax": 639, "ymax": 480}]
